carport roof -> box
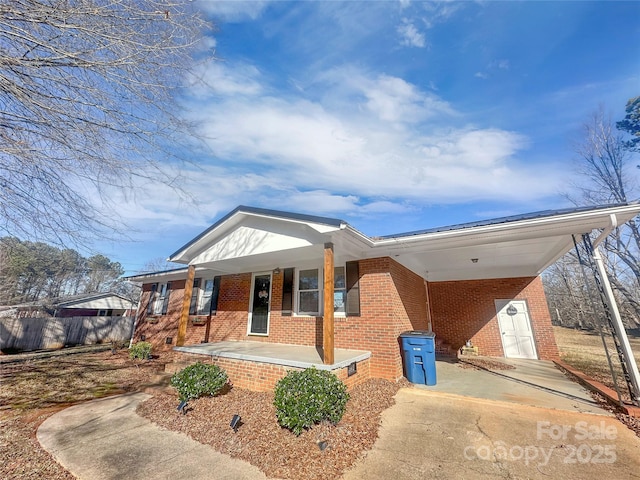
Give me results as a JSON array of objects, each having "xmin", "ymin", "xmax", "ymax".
[
  {"xmin": 381, "ymin": 203, "xmax": 631, "ymax": 238},
  {"xmin": 147, "ymin": 202, "xmax": 640, "ymax": 283}
]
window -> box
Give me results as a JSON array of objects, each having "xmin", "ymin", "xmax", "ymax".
[
  {"xmin": 154, "ymin": 282, "xmax": 169, "ymax": 315},
  {"xmin": 199, "ymin": 278, "xmax": 215, "ymax": 315},
  {"xmin": 298, "ymin": 268, "xmax": 320, "ymax": 315},
  {"xmin": 147, "ymin": 283, "xmax": 157, "ymax": 314},
  {"xmin": 189, "ymin": 278, "xmax": 201, "ymax": 315},
  {"xmin": 334, "ymin": 266, "xmax": 346, "ymax": 314}
]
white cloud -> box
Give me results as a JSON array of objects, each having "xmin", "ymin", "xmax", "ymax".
[
  {"xmin": 199, "ymin": 1, "xmax": 272, "ymax": 21},
  {"xmin": 475, "ymin": 59, "xmax": 511, "ymax": 79},
  {"xmin": 187, "ymin": 65, "xmax": 560, "ymax": 206},
  {"xmin": 106, "ymin": 61, "xmax": 564, "ymax": 235},
  {"xmin": 188, "ymin": 62, "xmax": 263, "ymax": 98},
  {"xmin": 397, "ymin": 20, "xmax": 426, "ymax": 48}
]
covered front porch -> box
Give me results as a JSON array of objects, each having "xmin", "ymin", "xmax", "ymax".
[{"xmin": 172, "ymin": 340, "xmax": 372, "ymax": 391}]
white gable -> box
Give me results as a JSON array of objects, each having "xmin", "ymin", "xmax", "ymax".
[{"xmin": 191, "ymin": 225, "xmax": 317, "ymax": 264}]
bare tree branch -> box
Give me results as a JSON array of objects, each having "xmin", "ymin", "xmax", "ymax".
[{"xmin": 0, "ymin": 0, "xmax": 212, "ymax": 248}]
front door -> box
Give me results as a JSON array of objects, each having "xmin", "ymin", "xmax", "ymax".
[
  {"xmin": 249, "ymin": 273, "xmax": 271, "ymax": 335},
  {"xmin": 495, "ymin": 299, "xmax": 537, "ymax": 359}
]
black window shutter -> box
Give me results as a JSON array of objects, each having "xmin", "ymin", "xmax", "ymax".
[
  {"xmin": 189, "ymin": 278, "xmax": 201, "ymax": 315},
  {"xmin": 281, "ymin": 268, "xmax": 294, "ymax": 316},
  {"xmin": 161, "ymin": 282, "xmax": 172, "ymax": 315},
  {"xmin": 147, "ymin": 283, "xmax": 157, "ymax": 314},
  {"xmin": 210, "ymin": 276, "xmax": 221, "ymax": 315},
  {"xmin": 345, "ymin": 261, "xmax": 360, "ymax": 317}
]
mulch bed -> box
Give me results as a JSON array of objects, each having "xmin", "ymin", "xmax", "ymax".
[
  {"xmin": 457, "ymin": 357, "xmax": 516, "ymax": 371},
  {"xmin": 137, "ymin": 378, "xmax": 408, "ymax": 479}
]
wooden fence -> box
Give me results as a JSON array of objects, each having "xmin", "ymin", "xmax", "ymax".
[{"xmin": 0, "ymin": 315, "xmax": 136, "ymax": 352}]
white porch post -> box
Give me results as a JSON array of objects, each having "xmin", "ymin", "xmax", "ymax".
[{"xmin": 593, "ymin": 247, "xmax": 640, "ymax": 404}]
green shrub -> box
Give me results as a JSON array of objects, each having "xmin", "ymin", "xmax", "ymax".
[
  {"xmin": 129, "ymin": 341, "xmax": 152, "ymax": 360},
  {"xmin": 170, "ymin": 362, "xmax": 229, "ymax": 402},
  {"xmin": 274, "ymin": 367, "xmax": 349, "ymax": 436}
]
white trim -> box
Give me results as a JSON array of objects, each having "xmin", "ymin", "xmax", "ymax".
[{"xmin": 247, "ymin": 272, "xmax": 272, "ymax": 336}]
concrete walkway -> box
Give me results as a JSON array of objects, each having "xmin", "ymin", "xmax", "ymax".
[
  {"xmin": 37, "ymin": 359, "xmax": 639, "ymax": 480},
  {"xmin": 37, "ymin": 393, "xmax": 267, "ymax": 480}
]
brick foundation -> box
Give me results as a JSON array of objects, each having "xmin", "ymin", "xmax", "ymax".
[{"xmin": 165, "ymin": 355, "xmax": 371, "ymax": 392}]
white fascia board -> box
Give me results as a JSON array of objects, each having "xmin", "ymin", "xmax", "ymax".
[
  {"xmin": 371, "ymin": 204, "xmax": 640, "ymax": 253},
  {"xmin": 126, "ymin": 266, "xmax": 217, "ymax": 283},
  {"xmin": 64, "ymin": 297, "xmax": 134, "ymax": 310}
]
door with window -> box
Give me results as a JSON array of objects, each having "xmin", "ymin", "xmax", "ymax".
[
  {"xmin": 496, "ymin": 299, "xmax": 537, "ymax": 359},
  {"xmin": 249, "ymin": 273, "xmax": 271, "ymax": 335}
]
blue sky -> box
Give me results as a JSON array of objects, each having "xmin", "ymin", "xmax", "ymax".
[{"xmin": 102, "ymin": 1, "xmax": 640, "ymax": 274}]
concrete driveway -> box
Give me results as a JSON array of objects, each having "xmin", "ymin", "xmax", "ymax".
[
  {"xmin": 38, "ymin": 358, "xmax": 640, "ymax": 479},
  {"xmin": 342, "ymin": 387, "xmax": 640, "ymax": 479}
]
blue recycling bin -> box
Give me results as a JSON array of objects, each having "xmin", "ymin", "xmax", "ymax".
[{"xmin": 400, "ymin": 331, "xmax": 437, "ymax": 385}]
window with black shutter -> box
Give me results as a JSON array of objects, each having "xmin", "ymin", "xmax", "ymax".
[
  {"xmin": 281, "ymin": 268, "xmax": 294, "ymax": 316},
  {"xmin": 345, "ymin": 261, "xmax": 360, "ymax": 316},
  {"xmin": 147, "ymin": 283, "xmax": 157, "ymax": 314}
]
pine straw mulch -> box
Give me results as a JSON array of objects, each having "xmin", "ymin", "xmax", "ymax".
[
  {"xmin": 1, "ymin": 349, "xmax": 168, "ymax": 480},
  {"xmin": 457, "ymin": 357, "xmax": 516, "ymax": 371},
  {"xmin": 0, "ymin": 409, "xmax": 75, "ymax": 480},
  {"xmin": 137, "ymin": 378, "xmax": 409, "ymax": 480}
]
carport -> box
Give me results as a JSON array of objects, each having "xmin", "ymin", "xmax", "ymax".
[{"xmin": 378, "ymin": 202, "xmax": 640, "ymax": 405}]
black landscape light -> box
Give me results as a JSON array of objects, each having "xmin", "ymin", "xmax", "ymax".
[
  {"xmin": 230, "ymin": 414, "xmax": 242, "ymax": 432},
  {"xmin": 177, "ymin": 400, "xmax": 188, "ymax": 415},
  {"xmin": 317, "ymin": 440, "xmax": 328, "ymax": 451}
]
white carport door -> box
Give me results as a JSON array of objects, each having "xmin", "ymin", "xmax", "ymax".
[{"xmin": 495, "ymin": 300, "xmax": 537, "ymax": 359}]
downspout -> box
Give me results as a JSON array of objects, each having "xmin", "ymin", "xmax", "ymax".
[{"xmin": 591, "ymin": 214, "xmax": 640, "ymax": 404}]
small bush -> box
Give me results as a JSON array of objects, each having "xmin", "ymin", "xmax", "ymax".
[
  {"xmin": 274, "ymin": 367, "xmax": 349, "ymax": 436},
  {"xmin": 170, "ymin": 362, "xmax": 229, "ymax": 402},
  {"xmin": 129, "ymin": 341, "xmax": 152, "ymax": 360}
]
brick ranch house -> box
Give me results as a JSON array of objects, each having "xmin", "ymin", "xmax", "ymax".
[{"xmin": 128, "ymin": 203, "xmax": 640, "ymax": 391}]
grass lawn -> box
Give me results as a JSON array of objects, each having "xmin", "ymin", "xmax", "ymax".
[{"xmin": 553, "ymin": 325, "xmax": 640, "ymax": 402}]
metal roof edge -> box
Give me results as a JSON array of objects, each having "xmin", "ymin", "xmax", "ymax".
[{"xmin": 378, "ymin": 202, "xmax": 637, "ymax": 240}]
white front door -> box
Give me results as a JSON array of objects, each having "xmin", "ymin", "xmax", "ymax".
[{"xmin": 495, "ymin": 299, "xmax": 537, "ymax": 359}]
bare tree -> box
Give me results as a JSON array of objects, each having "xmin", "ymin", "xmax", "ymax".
[
  {"xmin": 563, "ymin": 106, "xmax": 640, "ymax": 327},
  {"xmin": 0, "ymin": 1, "xmax": 211, "ymax": 247}
]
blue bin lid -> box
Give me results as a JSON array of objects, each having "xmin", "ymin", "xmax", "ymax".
[{"xmin": 399, "ymin": 330, "xmax": 435, "ymax": 338}]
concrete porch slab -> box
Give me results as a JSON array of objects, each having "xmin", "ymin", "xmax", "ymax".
[{"xmin": 174, "ymin": 341, "xmax": 371, "ymax": 371}]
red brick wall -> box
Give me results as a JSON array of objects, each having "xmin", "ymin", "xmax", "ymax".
[
  {"xmin": 167, "ymin": 355, "xmax": 371, "ymax": 392},
  {"xmin": 334, "ymin": 258, "xmax": 428, "ymax": 380},
  {"xmin": 428, "ymin": 276, "xmax": 558, "ymax": 360},
  {"xmin": 133, "ymin": 261, "xmax": 558, "ymax": 383}
]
